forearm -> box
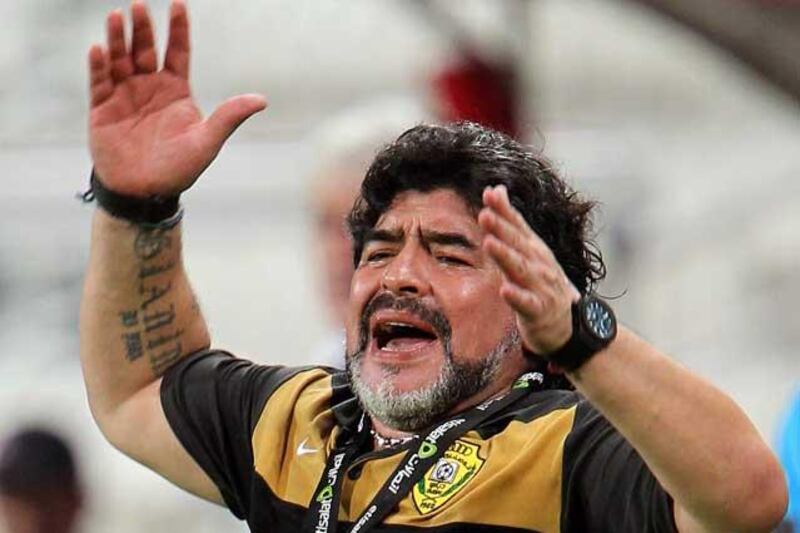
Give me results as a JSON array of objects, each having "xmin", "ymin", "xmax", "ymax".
[
  {"xmin": 80, "ymin": 208, "xmax": 210, "ymax": 424},
  {"xmin": 568, "ymin": 326, "xmax": 787, "ymax": 532}
]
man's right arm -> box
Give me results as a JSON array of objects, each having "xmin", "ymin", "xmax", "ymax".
[
  {"xmin": 80, "ymin": 0, "xmax": 265, "ymax": 503},
  {"xmin": 81, "ymin": 208, "xmax": 222, "ymax": 502}
]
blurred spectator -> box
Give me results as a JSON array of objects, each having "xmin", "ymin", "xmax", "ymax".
[
  {"xmin": 0, "ymin": 428, "xmax": 83, "ymax": 533},
  {"xmin": 778, "ymin": 389, "xmax": 800, "ymax": 532},
  {"xmin": 307, "ymin": 99, "xmax": 426, "ymax": 367}
]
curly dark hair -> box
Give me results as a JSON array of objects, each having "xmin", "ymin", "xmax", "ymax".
[{"xmin": 346, "ymin": 122, "xmax": 606, "ymax": 389}]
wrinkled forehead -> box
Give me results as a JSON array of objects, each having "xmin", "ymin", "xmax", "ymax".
[{"xmin": 373, "ymin": 189, "xmax": 481, "ymax": 236}]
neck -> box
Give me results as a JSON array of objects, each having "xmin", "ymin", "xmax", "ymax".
[{"xmin": 371, "ymin": 419, "xmax": 415, "ymax": 444}]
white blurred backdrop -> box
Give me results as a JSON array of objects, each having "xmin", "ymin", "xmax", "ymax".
[{"xmin": 0, "ymin": 1, "xmax": 798, "ymax": 531}]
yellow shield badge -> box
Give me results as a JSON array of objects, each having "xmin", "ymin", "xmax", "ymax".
[{"xmin": 412, "ymin": 439, "xmax": 485, "ymax": 515}]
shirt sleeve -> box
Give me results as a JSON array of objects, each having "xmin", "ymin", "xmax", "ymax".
[
  {"xmin": 159, "ymin": 349, "xmax": 312, "ymax": 519},
  {"xmin": 560, "ymin": 399, "xmax": 677, "ymax": 533}
]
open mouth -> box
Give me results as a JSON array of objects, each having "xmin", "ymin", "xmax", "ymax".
[{"xmin": 372, "ymin": 320, "xmax": 438, "ymax": 352}]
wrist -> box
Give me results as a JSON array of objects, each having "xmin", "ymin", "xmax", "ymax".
[
  {"xmin": 83, "ymin": 169, "xmax": 182, "ymax": 227},
  {"xmin": 545, "ymin": 294, "xmax": 617, "ymax": 372}
]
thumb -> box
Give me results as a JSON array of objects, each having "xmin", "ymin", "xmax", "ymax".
[{"xmin": 204, "ymin": 93, "xmax": 267, "ymax": 148}]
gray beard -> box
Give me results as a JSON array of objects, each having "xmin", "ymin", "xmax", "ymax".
[{"xmin": 346, "ymin": 327, "xmax": 521, "ymax": 432}]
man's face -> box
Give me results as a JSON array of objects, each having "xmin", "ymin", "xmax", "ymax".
[{"xmin": 345, "ymin": 189, "xmax": 527, "ymax": 431}]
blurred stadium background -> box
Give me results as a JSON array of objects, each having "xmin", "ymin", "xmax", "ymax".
[{"xmin": 0, "ymin": 0, "xmax": 798, "ymax": 531}]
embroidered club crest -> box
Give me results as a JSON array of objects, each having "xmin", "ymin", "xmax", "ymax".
[{"xmin": 412, "ymin": 439, "xmax": 485, "ymax": 515}]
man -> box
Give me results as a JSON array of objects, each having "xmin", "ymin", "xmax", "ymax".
[
  {"xmin": 0, "ymin": 428, "xmax": 84, "ymax": 533},
  {"xmin": 80, "ymin": 2, "xmax": 787, "ymax": 532}
]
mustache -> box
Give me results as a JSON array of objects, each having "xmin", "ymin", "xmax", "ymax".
[{"xmin": 356, "ymin": 293, "xmax": 452, "ymax": 354}]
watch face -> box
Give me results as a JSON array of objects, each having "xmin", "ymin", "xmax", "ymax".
[{"xmin": 583, "ymin": 298, "xmax": 616, "ymax": 340}]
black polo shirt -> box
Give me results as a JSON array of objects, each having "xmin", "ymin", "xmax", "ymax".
[{"xmin": 161, "ymin": 350, "xmax": 676, "ymax": 532}]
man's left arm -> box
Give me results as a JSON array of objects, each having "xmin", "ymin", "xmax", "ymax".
[
  {"xmin": 568, "ymin": 327, "xmax": 786, "ymax": 532},
  {"xmin": 478, "ymin": 185, "xmax": 788, "ymax": 533}
]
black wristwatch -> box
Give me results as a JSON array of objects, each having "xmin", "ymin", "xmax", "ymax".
[{"xmin": 547, "ymin": 294, "xmax": 617, "ymax": 372}]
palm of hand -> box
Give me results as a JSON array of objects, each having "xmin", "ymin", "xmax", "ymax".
[
  {"xmin": 91, "ymin": 72, "xmax": 205, "ymax": 196},
  {"xmin": 88, "ymin": 2, "xmax": 265, "ymax": 199}
]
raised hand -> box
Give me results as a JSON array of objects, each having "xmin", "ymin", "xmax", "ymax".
[
  {"xmin": 88, "ymin": 0, "xmax": 266, "ymax": 197},
  {"xmin": 478, "ymin": 185, "xmax": 581, "ymax": 356}
]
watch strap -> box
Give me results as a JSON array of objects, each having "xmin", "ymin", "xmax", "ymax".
[{"xmin": 547, "ymin": 301, "xmax": 595, "ymax": 372}]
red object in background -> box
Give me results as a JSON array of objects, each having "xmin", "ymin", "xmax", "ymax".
[{"xmin": 432, "ymin": 53, "xmax": 519, "ymax": 139}]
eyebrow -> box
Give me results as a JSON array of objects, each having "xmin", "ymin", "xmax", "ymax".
[
  {"xmin": 363, "ymin": 228, "xmax": 404, "ymax": 245},
  {"xmin": 363, "ymin": 228, "xmax": 477, "ymax": 250},
  {"xmin": 421, "ymin": 230, "xmax": 478, "ymax": 250}
]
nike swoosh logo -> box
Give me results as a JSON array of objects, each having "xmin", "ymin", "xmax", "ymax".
[{"xmin": 297, "ymin": 437, "xmax": 318, "ymax": 456}]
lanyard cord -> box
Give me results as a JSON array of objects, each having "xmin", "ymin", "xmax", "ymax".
[{"xmin": 302, "ymin": 372, "xmax": 544, "ymax": 533}]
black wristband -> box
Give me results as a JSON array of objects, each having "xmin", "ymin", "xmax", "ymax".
[{"xmin": 82, "ymin": 170, "xmax": 182, "ymax": 226}]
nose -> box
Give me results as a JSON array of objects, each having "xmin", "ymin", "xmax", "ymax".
[{"xmin": 380, "ymin": 243, "xmax": 431, "ymax": 297}]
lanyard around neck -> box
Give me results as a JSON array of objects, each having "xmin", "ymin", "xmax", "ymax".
[{"xmin": 302, "ymin": 372, "xmax": 544, "ymax": 533}]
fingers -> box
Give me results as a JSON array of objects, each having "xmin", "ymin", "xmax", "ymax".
[
  {"xmin": 482, "ymin": 185, "xmax": 530, "ymax": 236},
  {"xmin": 484, "ymin": 234, "xmax": 530, "ymax": 288},
  {"xmin": 479, "ymin": 185, "xmax": 556, "ymax": 264},
  {"xmin": 164, "ymin": 0, "xmax": 190, "ymax": 79},
  {"xmin": 479, "ymin": 203, "xmax": 535, "ymax": 260},
  {"xmin": 484, "ymin": 234, "xmax": 558, "ymax": 292},
  {"xmin": 105, "ymin": 1, "xmax": 187, "ymax": 81},
  {"xmin": 500, "ymin": 280, "xmax": 543, "ymax": 320},
  {"xmin": 106, "ymin": 9, "xmax": 134, "ymax": 82},
  {"xmin": 88, "ymin": 45, "xmax": 114, "ymax": 106},
  {"xmin": 479, "ymin": 184, "xmax": 578, "ymax": 317},
  {"xmin": 130, "ymin": 1, "xmax": 158, "ymax": 73},
  {"xmin": 204, "ymin": 94, "xmax": 268, "ymax": 149}
]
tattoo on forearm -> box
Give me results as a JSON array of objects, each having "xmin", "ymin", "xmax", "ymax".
[
  {"xmin": 119, "ymin": 310, "xmax": 139, "ymax": 328},
  {"xmin": 134, "ymin": 228, "xmax": 170, "ymax": 260},
  {"xmin": 139, "ymin": 261, "xmax": 175, "ymax": 279},
  {"xmin": 118, "ymin": 226, "xmax": 185, "ymax": 376},
  {"xmin": 140, "ymin": 281, "xmax": 172, "ymax": 309},
  {"xmin": 121, "ymin": 330, "xmax": 144, "ymax": 362},
  {"xmin": 190, "ymin": 293, "xmax": 201, "ymax": 316},
  {"xmin": 142, "ymin": 304, "xmax": 176, "ymax": 333}
]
